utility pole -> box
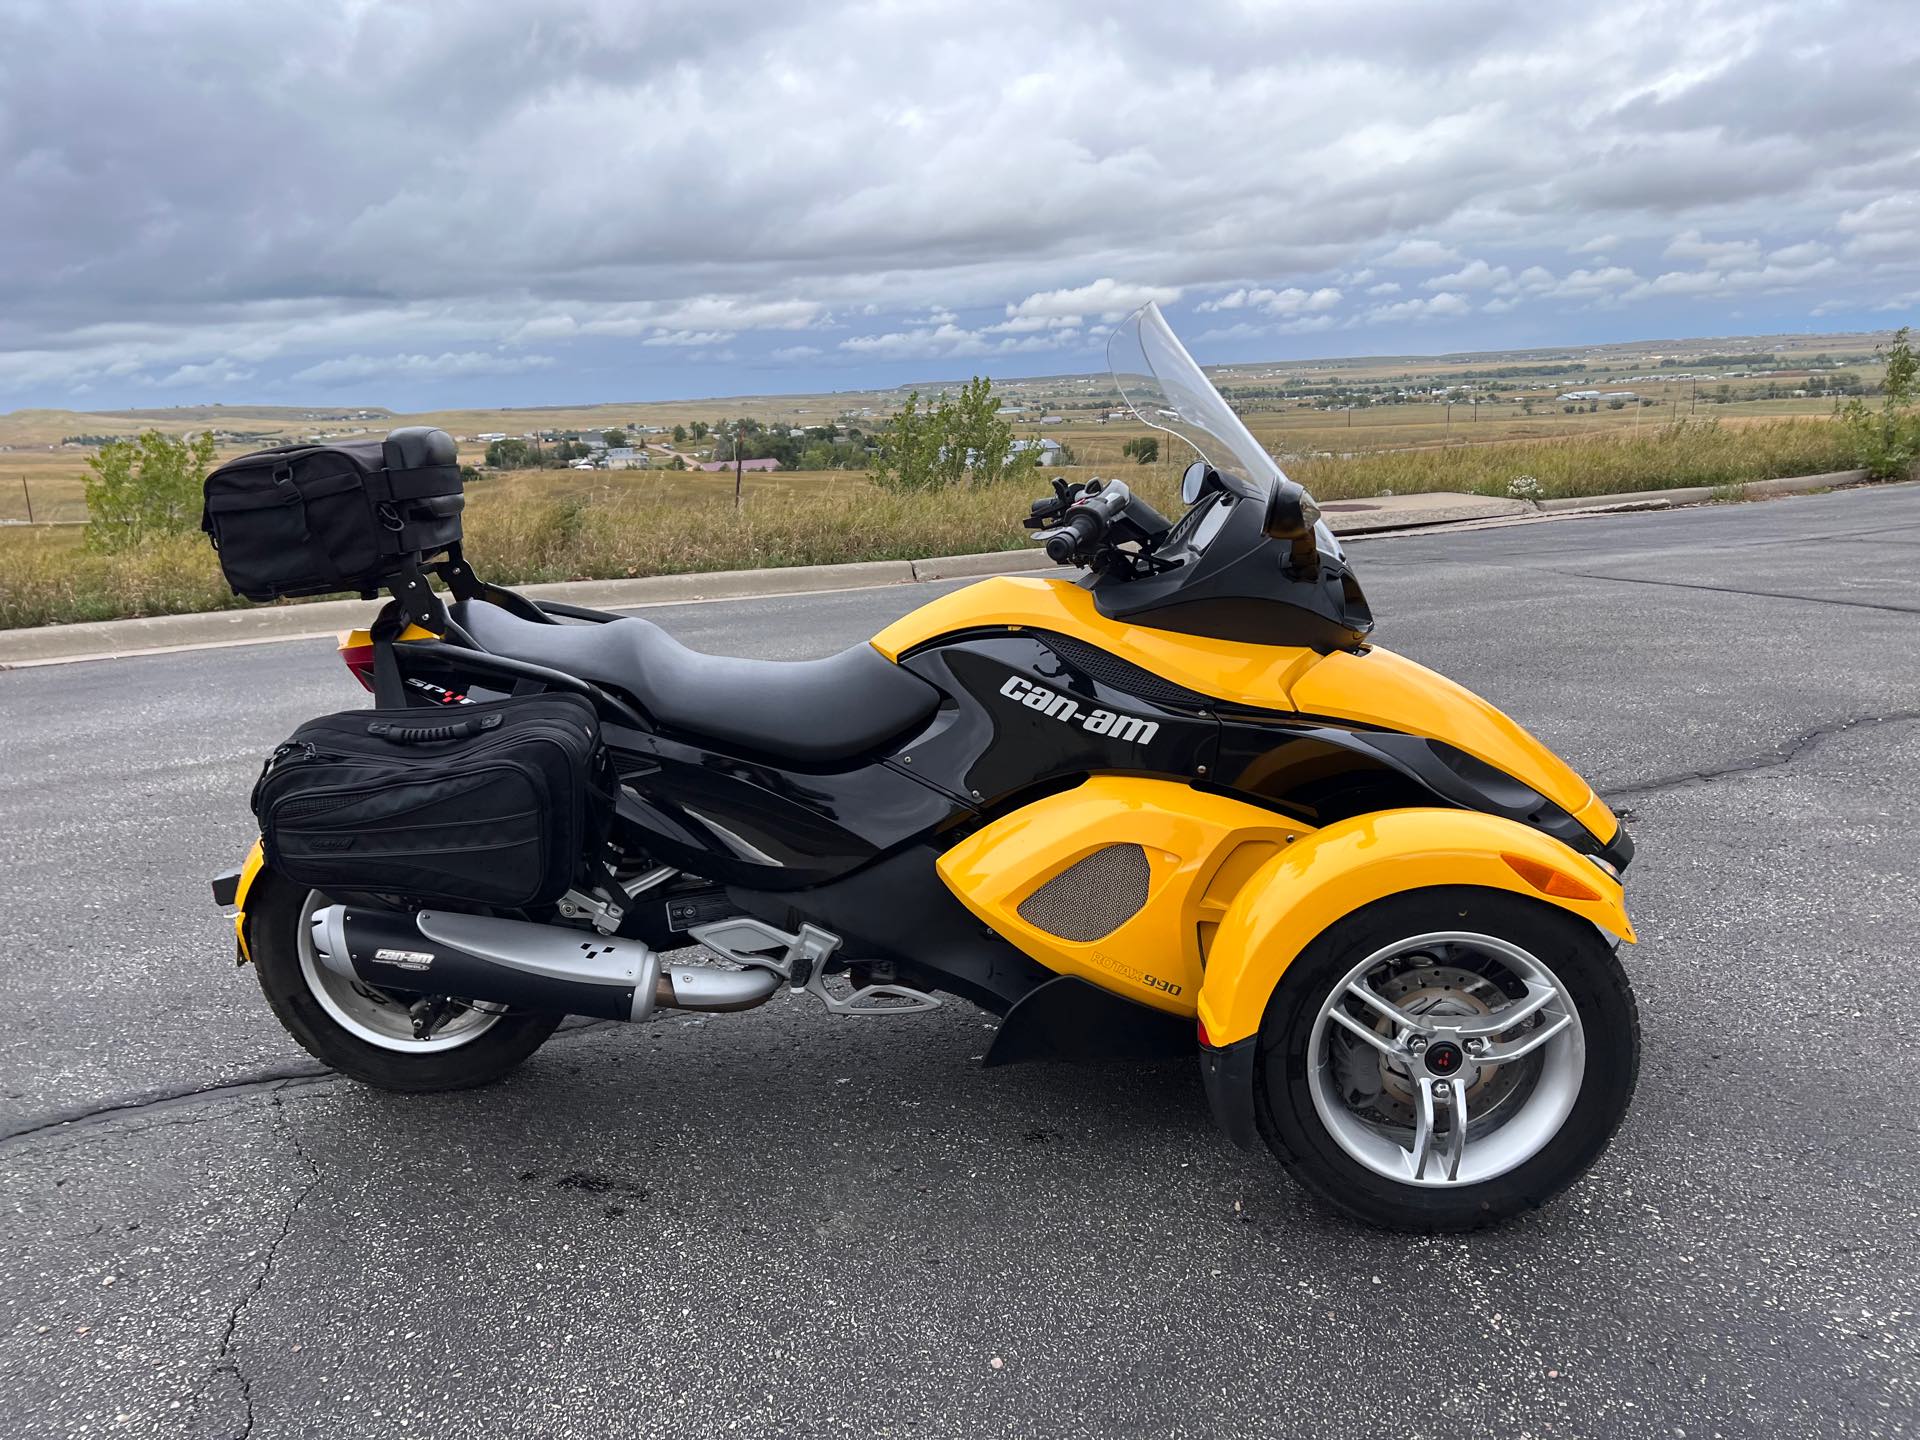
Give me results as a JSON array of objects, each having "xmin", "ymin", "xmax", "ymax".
[
  {"xmin": 20, "ymin": 476, "xmax": 30, "ymax": 524},
  {"xmin": 734, "ymin": 418, "xmax": 745, "ymax": 511}
]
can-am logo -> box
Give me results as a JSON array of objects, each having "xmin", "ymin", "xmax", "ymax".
[
  {"xmin": 999, "ymin": 676, "xmax": 1160, "ymax": 744},
  {"xmin": 373, "ymin": 947, "xmax": 435, "ymax": 971}
]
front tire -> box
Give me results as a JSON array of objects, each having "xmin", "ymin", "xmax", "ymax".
[
  {"xmin": 248, "ymin": 871, "xmax": 562, "ymax": 1092},
  {"xmin": 1254, "ymin": 886, "xmax": 1639, "ymax": 1231}
]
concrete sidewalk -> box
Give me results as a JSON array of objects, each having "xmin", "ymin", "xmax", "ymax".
[{"xmin": 0, "ymin": 467, "xmax": 1874, "ymax": 668}]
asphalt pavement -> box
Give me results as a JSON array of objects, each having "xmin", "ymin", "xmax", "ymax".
[{"xmin": 2, "ymin": 483, "xmax": 1917, "ymax": 1439}]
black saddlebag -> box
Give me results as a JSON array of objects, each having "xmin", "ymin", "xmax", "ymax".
[
  {"xmin": 202, "ymin": 427, "xmax": 464, "ymax": 601},
  {"xmin": 251, "ymin": 693, "xmax": 613, "ymax": 910}
]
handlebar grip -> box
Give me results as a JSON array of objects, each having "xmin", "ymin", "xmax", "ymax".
[
  {"xmin": 1046, "ymin": 509, "xmax": 1105, "ymax": 562},
  {"xmin": 1126, "ymin": 495, "xmax": 1173, "ymax": 537}
]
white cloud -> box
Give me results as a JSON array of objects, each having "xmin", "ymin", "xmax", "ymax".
[
  {"xmin": 0, "ymin": 1, "xmax": 1915, "ymax": 404},
  {"xmin": 1377, "ymin": 239, "xmax": 1463, "ymax": 269},
  {"xmin": 156, "ymin": 359, "xmax": 255, "ymax": 388},
  {"xmin": 1424, "ymin": 260, "xmax": 1511, "ymax": 291},
  {"xmin": 1366, "ymin": 281, "xmax": 1402, "ymax": 296},
  {"xmin": 1549, "ymin": 266, "xmax": 1641, "ymax": 298},
  {"xmin": 771, "ymin": 344, "xmax": 823, "ymax": 361},
  {"xmin": 1201, "ymin": 286, "xmax": 1342, "ymax": 317},
  {"xmin": 1664, "ymin": 230, "xmax": 1763, "ymax": 267},
  {"xmin": 1006, "ymin": 279, "xmax": 1182, "ymax": 323},
  {"xmin": 1364, "ymin": 292, "xmax": 1471, "ymax": 323},
  {"xmin": 289, "ymin": 351, "xmax": 556, "ymax": 386},
  {"xmin": 1837, "ymin": 195, "xmax": 1920, "ymax": 260}
]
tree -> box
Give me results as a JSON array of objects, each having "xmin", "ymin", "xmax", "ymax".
[
  {"xmin": 672, "ymin": 424, "xmax": 688, "ymax": 443},
  {"xmin": 485, "ymin": 438, "xmax": 537, "ymax": 469},
  {"xmin": 1839, "ymin": 325, "xmax": 1920, "ymax": 478},
  {"xmin": 869, "ymin": 376, "xmax": 1025, "ymax": 492},
  {"xmin": 869, "ymin": 390, "xmax": 941, "ymax": 490},
  {"xmin": 84, "ymin": 429, "xmax": 217, "ymax": 552},
  {"xmin": 1121, "ymin": 435, "xmax": 1159, "ymax": 465},
  {"xmin": 602, "ymin": 429, "xmax": 627, "ymax": 449},
  {"xmin": 691, "ymin": 420, "xmax": 709, "ymax": 441}
]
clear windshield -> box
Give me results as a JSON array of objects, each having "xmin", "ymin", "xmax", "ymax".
[
  {"xmin": 1107, "ymin": 302, "xmax": 1289, "ymax": 492},
  {"xmin": 1107, "ymin": 301, "xmax": 1339, "ymax": 557}
]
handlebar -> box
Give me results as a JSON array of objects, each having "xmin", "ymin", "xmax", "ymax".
[
  {"xmin": 1027, "ymin": 477, "xmax": 1172, "ymax": 570},
  {"xmin": 1044, "ymin": 509, "xmax": 1106, "ymax": 563}
]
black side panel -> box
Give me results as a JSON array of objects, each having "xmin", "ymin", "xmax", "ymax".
[
  {"xmin": 603, "ymin": 721, "xmax": 967, "ymax": 891},
  {"xmin": 983, "ymin": 975, "xmax": 1194, "ymax": 1067},
  {"xmin": 899, "ymin": 634, "xmax": 1219, "ymax": 808},
  {"xmin": 1214, "ymin": 714, "xmax": 1607, "ymax": 854},
  {"xmin": 728, "ymin": 844, "xmax": 1053, "ymax": 1015}
]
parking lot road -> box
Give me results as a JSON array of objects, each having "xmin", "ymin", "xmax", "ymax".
[{"xmin": 2, "ymin": 484, "xmax": 1917, "ymax": 1438}]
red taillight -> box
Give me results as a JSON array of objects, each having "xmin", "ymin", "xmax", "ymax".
[
  {"xmin": 340, "ymin": 642, "xmax": 376, "ymax": 693},
  {"xmin": 1196, "ymin": 1016, "xmax": 1212, "ymax": 1048}
]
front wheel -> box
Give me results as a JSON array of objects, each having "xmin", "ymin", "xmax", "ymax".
[
  {"xmin": 248, "ymin": 871, "xmax": 562, "ymax": 1092},
  {"xmin": 1254, "ymin": 887, "xmax": 1639, "ymax": 1231}
]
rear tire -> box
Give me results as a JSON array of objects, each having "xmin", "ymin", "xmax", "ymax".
[
  {"xmin": 1253, "ymin": 886, "xmax": 1639, "ymax": 1232},
  {"xmin": 248, "ymin": 871, "xmax": 562, "ymax": 1092}
]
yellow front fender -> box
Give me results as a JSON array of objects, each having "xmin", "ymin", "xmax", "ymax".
[{"xmin": 1197, "ymin": 808, "xmax": 1634, "ymax": 1047}]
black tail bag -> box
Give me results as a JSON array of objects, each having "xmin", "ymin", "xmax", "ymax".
[
  {"xmin": 202, "ymin": 427, "xmax": 464, "ymax": 601},
  {"xmin": 252, "ymin": 693, "xmax": 613, "ymax": 910}
]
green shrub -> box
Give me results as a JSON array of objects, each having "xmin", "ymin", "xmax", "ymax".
[
  {"xmin": 1838, "ymin": 326, "xmax": 1920, "ymax": 479},
  {"xmin": 83, "ymin": 430, "xmax": 217, "ymax": 552}
]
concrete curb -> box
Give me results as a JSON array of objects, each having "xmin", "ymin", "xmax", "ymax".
[
  {"xmin": 0, "ymin": 551, "xmax": 1058, "ymax": 669},
  {"xmin": 1537, "ymin": 467, "xmax": 1869, "ymax": 512},
  {"xmin": 0, "ymin": 467, "xmax": 1891, "ymax": 669}
]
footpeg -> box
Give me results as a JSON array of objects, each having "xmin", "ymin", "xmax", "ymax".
[{"xmin": 689, "ymin": 917, "xmax": 941, "ymax": 1017}]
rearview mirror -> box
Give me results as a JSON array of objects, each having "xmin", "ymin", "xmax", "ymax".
[
  {"xmin": 1180, "ymin": 460, "xmax": 1219, "ymax": 507},
  {"xmin": 1264, "ymin": 480, "xmax": 1323, "ymax": 574},
  {"xmin": 1262, "ymin": 479, "xmax": 1320, "ymax": 539}
]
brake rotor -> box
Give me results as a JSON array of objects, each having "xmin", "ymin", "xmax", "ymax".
[{"xmin": 1329, "ymin": 959, "xmax": 1534, "ymax": 1131}]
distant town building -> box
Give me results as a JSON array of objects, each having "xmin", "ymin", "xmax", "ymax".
[
  {"xmin": 1010, "ymin": 438, "xmax": 1065, "ymax": 462},
  {"xmin": 696, "ymin": 457, "xmax": 781, "ymax": 473}
]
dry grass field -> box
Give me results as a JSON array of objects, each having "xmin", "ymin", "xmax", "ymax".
[{"xmin": 0, "ymin": 326, "xmax": 1892, "ymax": 627}]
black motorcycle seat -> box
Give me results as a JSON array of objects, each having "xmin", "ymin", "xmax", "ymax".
[{"xmin": 448, "ymin": 599, "xmax": 939, "ymax": 766}]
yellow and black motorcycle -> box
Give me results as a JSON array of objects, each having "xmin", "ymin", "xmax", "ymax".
[{"xmin": 213, "ymin": 304, "xmax": 1637, "ymax": 1231}]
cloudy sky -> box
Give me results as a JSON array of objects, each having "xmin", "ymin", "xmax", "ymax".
[{"xmin": 4, "ymin": 0, "xmax": 1917, "ymax": 411}]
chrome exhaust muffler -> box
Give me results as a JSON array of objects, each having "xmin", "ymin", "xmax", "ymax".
[{"xmin": 308, "ymin": 905, "xmax": 782, "ymax": 1021}]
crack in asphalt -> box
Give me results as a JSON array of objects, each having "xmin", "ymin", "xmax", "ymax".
[
  {"xmin": 1603, "ymin": 710, "xmax": 1920, "ymax": 801},
  {"xmin": 0, "ymin": 1017, "xmax": 628, "ymax": 1155},
  {"xmin": 1550, "ymin": 569, "xmax": 1920, "ymax": 615},
  {"xmin": 0, "ymin": 1066, "xmax": 333, "ymax": 1149},
  {"xmin": 188, "ymin": 1085, "xmax": 325, "ymax": 1440}
]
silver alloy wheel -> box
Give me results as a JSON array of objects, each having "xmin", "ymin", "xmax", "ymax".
[
  {"xmin": 294, "ymin": 890, "xmax": 503, "ymax": 1053},
  {"xmin": 1306, "ymin": 931, "xmax": 1587, "ymax": 1187}
]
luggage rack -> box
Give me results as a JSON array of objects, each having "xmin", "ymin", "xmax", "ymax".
[{"xmin": 367, "ymin": 544, "xmax": 645, "ymax": 726}]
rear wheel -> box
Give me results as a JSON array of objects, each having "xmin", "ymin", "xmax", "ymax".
[
  {"xmin": 248, "ymin": 871, "xmax": 561, "ymax": 1092},
  {"xmin": 1253, "ymin": 887, "xmax": 1639, "ymax": 1231}
]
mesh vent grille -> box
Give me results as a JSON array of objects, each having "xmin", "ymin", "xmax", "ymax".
[
  {"xmin": 1016, "ymin": 843, "xmax": 1151, "ymax": 942},
  {"xmin": 276, "ymin": 794, "xmax": 358, "ymax": 820},
  {"xmin": 1032, "ymin": 632, "xmax": 1214, "ymax": 711}
]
